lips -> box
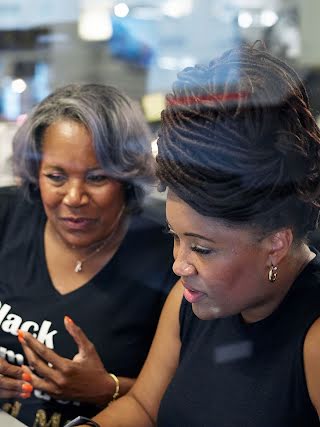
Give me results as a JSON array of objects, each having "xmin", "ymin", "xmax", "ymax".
[
  {"xmin": 62, "ymin": 217, "xmax": 94, "ymax": 223},
  {"xmin": 182, "ymin": 281, "xmax": 206, "ymax": 304},
  {"xmin": 60, "ymin": 217, "xmax": 96, "ymax": 231}
]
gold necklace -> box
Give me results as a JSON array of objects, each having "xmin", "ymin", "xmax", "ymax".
[
  {"xmin": 74, "ymin": 238, "xmax": 110, "ymax": 273},
  {"xmin": 73, "ymin": 205, "xmax": 125, "ymax": 273}
]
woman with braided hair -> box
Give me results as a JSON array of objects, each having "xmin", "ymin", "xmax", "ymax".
[{"xmin": 67, "ymin": 45, "xmax": 320, "ymax": 427}]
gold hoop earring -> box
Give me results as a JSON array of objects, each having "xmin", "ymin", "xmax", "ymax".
[{"xmin": 268, "ymin": 264, "xmax": 278, "ymax": 283}]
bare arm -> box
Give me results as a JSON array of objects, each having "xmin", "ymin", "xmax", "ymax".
[
  {"xmin": 304, "ymin": 316, "xmax": 320, "ymax": 416},
  {"xmin": 90, "ymin": 281, "xmax": 184, "ymax": 427},
  {"xmin": 110, "ymin": 376, "xmax": 134, "ymax": 401}
]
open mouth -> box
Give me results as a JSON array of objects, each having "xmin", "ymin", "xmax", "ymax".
[{"xmin": 182, "ymin": 283, "xmax": 206, "ymax": 304}]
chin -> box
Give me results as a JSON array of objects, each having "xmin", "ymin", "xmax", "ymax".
[{"xmin": 192, "ymin": 303, "xmax": 224, "ymax": 320}]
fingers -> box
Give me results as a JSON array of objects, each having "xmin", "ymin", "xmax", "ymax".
[
  {"xmin": 0, "ymin": 359, "xmax": 33, "ymax": 399},
  {"xmin": 18, "ymin": 331, "xmax": 73, "ymax": 397},
  {"xmin": 0, "ymin": 388, "xmax": 32, "ymax": 399},
  {"xmin": 22, "ymin": 355, "xmax": 81, "ymax": 400},
  {"xmin": 0, "ymin": 358, "xmax": 24, "ymax": 380},
  {"xmin": 0, "ymin": 376, "xmax": 33, "ymax": 399},
  {"xmin": 18, "ymin": 330, "xmax": 66, "ymax": 371},
  {"xmin": 20, "ymin": 343, "xmax": 61, "ymax": 384},
  {"xmin": 64, "ymin": 316, "xmax": 95, "ymax": 356},
  {"xmin": 21, "ymin": 365, "xmax": 58, "ymax": 396}
]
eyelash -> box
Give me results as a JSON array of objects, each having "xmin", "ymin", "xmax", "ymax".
[
  {"xmin": 44, "ymin": 173, "xmax": 65, "ymax": 183},
  {"xmin": 164, "ymin": 225, "xmax": 213, "ymax": 256},
  {"xmin": 86, "ymin": 174, "xmax": 109, "ymax": 183},
  {"xmin": 190, "ymin": 244, "xmax": 212, "ymax": 255},
  {"xmin": 44, "ymin": 173, "xmax": 109, "ymax": 184}
]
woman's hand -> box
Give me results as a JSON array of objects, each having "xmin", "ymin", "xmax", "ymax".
[
  {"xmin": 0, "ymin": 358, "xmax": 33, "ymax": 399},
  {"xmin": 17, "ymin": 316, "xmax": 117, "ymax": 406}
]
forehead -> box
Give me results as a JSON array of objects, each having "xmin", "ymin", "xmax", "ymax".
[
  {"xmin": 166, "ymin": 190, "xmax": 259, "ymax": 244},
  {"xmin": 166, "ymin": 190, "xmax": 221, "ymax": 232},
  {"xmin": 42, "ymin": 119, "xmax": 91, "ymax": 149},
  {"xmin": 41, "ymin": 120, "xmax": 99, "ymax": 168}
]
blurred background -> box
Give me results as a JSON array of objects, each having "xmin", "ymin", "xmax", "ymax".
[{"xmin": 0, "ymin": 0, "xmax": 319, "ymax": 188}]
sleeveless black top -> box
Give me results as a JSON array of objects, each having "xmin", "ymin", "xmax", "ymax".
[{"xmin": 158, "ymin": 251, "xmax": 320, "ymax": 426}]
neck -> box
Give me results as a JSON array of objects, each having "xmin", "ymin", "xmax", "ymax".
[
  {"xmin": 242, "ymin": 244, "xmax": 315, "ymax": 323},
  {"xmin": 291, "ymin": 244, "xmax": 316, "ymax": 277},
  {"xmin": 46, "ymin": 207, "xmax": 127, "ymax": 259}
]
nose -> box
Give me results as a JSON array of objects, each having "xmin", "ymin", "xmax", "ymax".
[
  {"xmin": 172, "ymin": 248, "xmax": 196, "ymax": 277},
  {"xmin": 62, "ymin": 180, "xmax": 89, "ymax": 207}
]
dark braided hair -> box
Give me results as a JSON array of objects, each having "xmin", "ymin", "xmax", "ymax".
[{"xmin": 157, "ymin": 45, "xmax": 320, "ymax": 240}]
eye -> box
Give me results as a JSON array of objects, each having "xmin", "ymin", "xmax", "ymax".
[
  {"xmin": 190, "ymin": 243, "xmax": 212, "ymax": 255},
  {"xmin": 44, "ymin": 173, "xmax": 66, "ymax": 184},
  {"xmin": 86, "ymin": 173, "xmax": 109, "ymax": 184}
]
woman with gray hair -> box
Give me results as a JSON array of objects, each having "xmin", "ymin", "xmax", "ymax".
[{"xmin": 0, "ymin": 84, "xmax": 176, "ymax": 426}]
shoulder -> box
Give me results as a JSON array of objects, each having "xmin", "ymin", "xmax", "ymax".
[
  {"xmin": 302, "ymin": 252, "xmax": 320, "ymax": 414},
  {"xmin": 0, "ymin": 186, "xmax": 44, "ymax": 237},
  {"xmin": 0, "ymin": 186, "xmax": 22, "ymax": 222},
  {"xmin": 290, "ymin": 251, "xmax": 320, "ymax": 305},
  {"xmin": 0, "ymin": 185, "xmax": 20, "ymax": 202},
  {"xmin": 119, "ymin": 213, "xmax": 177, "ymax": 293},
  {"xmin": 0, "ymin": 185, "xmax": 41, "ymax": 211},
  {"xmin": 127, "ymin": 213, "xmax": 173, "ymax": 257},
  {"xmin": 304, "ymin": 317, "xmax": 320, "ymax": 416}
]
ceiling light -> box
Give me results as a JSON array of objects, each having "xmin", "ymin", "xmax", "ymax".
[
  {"xmin": 260, "ymin": 10, "xmax": 278, "ymax": 27},
  {"xmin": 238, "ymin": 11, "xmax": 253, "ymax": 29},
  {"xmin": 11, "ymin": 79, "xmax": 27, "ymax": 94},
  {"xmin": 114, "ymin": 2, "xmax": 129, "ymax": 18},
  {"xmin": 78, "ymin": 2, "xmax": 113, "ymax": 41}
]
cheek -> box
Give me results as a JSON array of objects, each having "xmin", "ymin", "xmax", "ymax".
[
  {"xmin": 205, "ymin": 268, "xmax": 235, "ymax": 293},
  {"xmin": 38, "ymin": 180, "xmax": 60, "ymax": 210},
  {"xmin": 200, "ymin": 256, "xmax": 252, "ymax": 293},
  {"xmin": 95, "ymin": 184, "xmax": 124, "ymax": 209},
  {"xmin": 92, "ymin": 186, "xmax": 125, "ymax": 223},
  {"xmin": 224, "ymin": 255, "xmax": 265, "ymax": 296}
]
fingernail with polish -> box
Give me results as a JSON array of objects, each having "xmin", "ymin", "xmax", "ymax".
[
  {"xmin": 22, "ymin": 373, "xmax": 32, "ymax": 382},
  {"xmin": 22, "ymin": 383, "xmax": 33, "ymax": 393},
  {"xmin": 20, "ymin": 393, "xmax": 31, "ymax": 399},
  {"xmin": 64, "ymin": 316, "xmax": 73, "ymax": 324},
  {"xmin": 17, "ymin": 330, "xmax": 25, "ymax": 344}
]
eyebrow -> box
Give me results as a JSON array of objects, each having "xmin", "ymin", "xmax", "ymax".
[
  {"xmin": 166, "ymin": 222, "xmax": 216, "ymax": 243},
  {"xmin": 42, "ymin": 164, "xmax": 103, "ymax": 172},
  {"xmin": 42, "ymin": 165, "xmax": 65, "ymax": 171}
]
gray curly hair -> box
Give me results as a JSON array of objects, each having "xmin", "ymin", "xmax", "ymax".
[{"xmin": 13, "ymin": 83, "xmax": 155, "ymax": 213}]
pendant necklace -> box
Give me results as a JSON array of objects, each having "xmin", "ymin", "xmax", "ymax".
[
  {"xmin": 74, "ymin": 239, "xmax": 109, "ymax": 273},
  {"xmin": 73, "ymin": 205, "xmax": 125, "ymax": 273}
]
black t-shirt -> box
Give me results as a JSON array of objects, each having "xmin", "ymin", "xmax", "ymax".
[
  {"xmin": 158, "ymin": 251, "xmax": 320, "ymax": 427},
  {"xmin": 0, "ymin": 187, "xmax": 176, "ymax": 426}
]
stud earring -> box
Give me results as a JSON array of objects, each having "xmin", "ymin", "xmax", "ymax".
[{"xmin": 268, "ymin": 264, "xmax": 278, "ymax": 283}]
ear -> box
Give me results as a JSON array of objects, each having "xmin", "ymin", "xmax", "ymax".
[{"xmin": 266, "ymin": 228, "xmax": 293, "ymax": 266}]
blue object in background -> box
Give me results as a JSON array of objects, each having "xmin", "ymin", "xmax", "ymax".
[{"xmin": 109, "ymin": 17, "xmax": 155, "ymax": 68}]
